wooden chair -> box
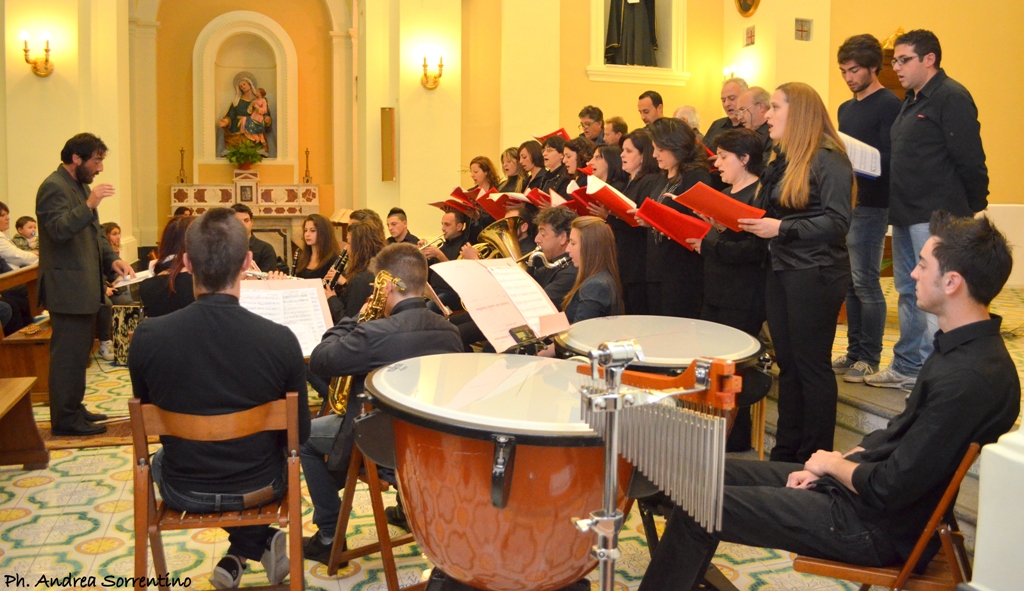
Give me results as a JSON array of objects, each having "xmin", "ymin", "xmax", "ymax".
[
  {"xmin": 129, "ymin": 393, "xmax": 304, "ymax": 591},
  {"xmin": 327, "ymin": 407, "xmax": 424, "ymax": 591},
  {"xmin": 794, "ymin": 442, "xmax": 979, "ymax": 591}
]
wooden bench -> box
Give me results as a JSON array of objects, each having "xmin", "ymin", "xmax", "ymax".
[
  {"xmin": 0, "ymin": 323, "xmax": 51, "ymax": 404},
  {"xmin": 0, "ymin": 377, "xmax": 49, "ymax": 470},
  {"xmin": 0, "ymin": 264, "xmax": 41, "ymax": 317}
]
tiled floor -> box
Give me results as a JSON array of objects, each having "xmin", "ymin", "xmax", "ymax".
[{"xmin": 2, "ymin": 278, "xmax": 1020, "ymax": 590}]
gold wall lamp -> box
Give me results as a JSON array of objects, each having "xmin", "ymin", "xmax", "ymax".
[
  {"xmin": 421, "ymin": 56, "xmax": 443, "ymax": 90},
  {"xmin": 21, "ymin": 32, "xmax": 54, "ymax": 77}
]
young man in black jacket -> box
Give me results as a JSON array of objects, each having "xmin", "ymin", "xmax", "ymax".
[
  {"xmin": 301, "ymin": 243, "xmax": 463, "ymax": 564},
  {"xmin": 639, "ymin": 212, "xmax": 1019, "ymax": 591},
  {"xmin": 129, "ymin": 208, "xmax": 310, "ymax": 588}
]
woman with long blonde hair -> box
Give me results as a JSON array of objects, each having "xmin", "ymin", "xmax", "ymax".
[
  {"xmin": 498, "ymin": 147, "xmax": 528, "ymax": 193},
  {"xmin": 737, "ymin": 82, "xmax": 854, "ymax": 463},
  {"xmin": 563, "ymin": 216, "xmax": 623, "ymax": 323}
]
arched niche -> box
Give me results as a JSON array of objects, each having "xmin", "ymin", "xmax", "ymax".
[{"xmin": 192, "ymin": 11, "xmax": 298, "ymax": 180}]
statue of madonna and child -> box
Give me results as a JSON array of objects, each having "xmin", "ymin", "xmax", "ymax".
[{"xmin": 218, "ymin": 72, "xmax": 274, "ymax": 157}]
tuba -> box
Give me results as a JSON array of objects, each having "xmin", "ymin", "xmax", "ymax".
[
  {"xmin": 461, "ymin": 216, "xmax": 526, "ymax": 268},
  {"xmin": 326, "ymin": 270, "xmax": 397, "ymax": 415}
]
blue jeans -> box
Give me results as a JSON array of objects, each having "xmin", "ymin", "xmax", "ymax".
[
  {"xmin": 891, "ymin": 223, "xmax": 939, "ymax": 377},
  {"xmin": 844, "ymin": 206, "xmax": 888, "ymax": 368},
  {"xmin": 299, "ymin": 413, "xmax": 345, "ymax": 537},
  {"xmin": 152, "ymin": 449, "xmax": 284, "ymax": 560}
]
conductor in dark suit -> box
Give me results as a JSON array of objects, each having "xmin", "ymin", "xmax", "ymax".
[{"xmin": 36, "ymin": 133, "xmax": 134, "ymax": 436}]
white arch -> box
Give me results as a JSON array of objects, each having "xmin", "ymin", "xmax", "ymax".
[{"xmin": 192, "ymin": 11, "xmax": 299, "ymax": 179}]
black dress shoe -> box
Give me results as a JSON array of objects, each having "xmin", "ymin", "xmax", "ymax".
[
  {"xmin": 83, "ymin": 410, "xmax": 108, "ymax": 422},
  {"xmin": 302, "ymin": 534, "xmax": 347, "ymax": 567},
  {"xmin": 51, "ymin": 420, "xmax": 108, "ymax": 437}
]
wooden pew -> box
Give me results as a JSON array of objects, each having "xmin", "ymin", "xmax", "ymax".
[
  {"xmin": 0, "ymin": 263, "xmax": 41, "ymax": 317},
  {"xmin": 0, "ymin": 377, "xmax": 49, "ymax": 470}
]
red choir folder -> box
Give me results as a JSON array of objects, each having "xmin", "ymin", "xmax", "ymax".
[
  {"xmin": 635, "ymin": 199, "xmax": 712, "ymax": 251},
  {"xmin": 428, "ymin": 198, "xmax": 476, "ymax": 216},
  {"xmin": 476, "ymin": 191, "xmax": 510, "ymax": 220},
  {"xmin": 578, "ymin": 165, "xmax": 593, "ymax": 175},
  {"xmin": 672, "ymin": 182, "xmax": 765, "ymax": 233},
  {"xmin": 450, "ymin": 186, "xmax": 482, "ymax": 208},
  {"xmin": 534, "ymin": 128, "xmax": 572, "ymax": 143},
  {"xmin": 549, "ymin": 190, "xmax": 589, "ymax": 216},
  {"xmin": 699, "ymin": 142, "xmax": 718, "ymax": 172},
  {"xmin": 570, "ymin": 184, "xmax": 595, "ymax": 207},
  {"xmin": 586, "ymin": 176, "xmax": 639, "ymax": 227}
]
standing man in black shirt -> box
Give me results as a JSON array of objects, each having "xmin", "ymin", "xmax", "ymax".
[
  {"xmin": 231, "ymin": 203, "xmax": 278, "ymax": 273},
  {"xmin": 831, "ymin": 34, "xmax": 902, "ymax": 383},
  {"xmin": 702, "ymin": 78, "xmax": 747, "ymax": 151},
  {"xmin": 867, "ymin": 29, "xmax": 989, "ymax": 391},
  {"xmin": 385, "ymin": 207, "xmax": 419, "ymax": 245},
  {"xmin": 129, "ymin": 208, "xmax": 310, "ymax": 588},
  {"xmin": 639, "ymin": 211, "xmax": 1018, "ymax": 591},
  {"xmin": 736, "ymin": 86, "xmax": 773, "ymax": 162}
]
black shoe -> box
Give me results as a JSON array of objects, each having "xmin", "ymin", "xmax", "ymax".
[
  {"xmin": 51, "ymin": 420, "xmax": 108, "ymax": 437},
  {"xmin": 83, "ymin": 409, "xmax": 108, "ymax": 422},
  {"xmin": 302, "ymin": 534, "xmax": 347, "ymax": 567},
  {"xmin": 384, "ymin": 503, "xmax": 409, "ymax": 531}
]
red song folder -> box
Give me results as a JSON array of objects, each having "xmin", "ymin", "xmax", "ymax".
[
  {"xmin": 586, "ymin": 176, "xmax": 639, "ymax": 227},
  {"xmin": 635, "ymin": 199, "xmax": 712, "ymax": 251},
  {"xmin": 550, "ymin": 190, "xmax": 590, "ymax": 216},
  {"xmin": 476, "ymin": 191, "xmax": 510, "ymax": 220},
  {"xmin": 450, "ymin": 186, "xmax": 483, "ymax": 207},
  {"xmin": 672, "ymin": 182, "xmax": 765, "ymax": 233},
  {"xmin": 534, "ymin": 128, "xmax": 572, "ymax": 142},
  {"xmin": 428, "ymin": 198, "xmax": 476, "ymax": 216}
]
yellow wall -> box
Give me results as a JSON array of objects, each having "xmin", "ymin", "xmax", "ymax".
[
  {"xmin": 828, "ymin": 2, "xmax": 1023, "ymax": 205},
  {"xmin": 460, "ymin": 0, "xmax": 501, "ymax": 187},
  {"xmin": 155, "ymin": 0, "xmax": 335, "ymax": 231}
]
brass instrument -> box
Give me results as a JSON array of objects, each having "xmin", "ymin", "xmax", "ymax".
[
  {"xmin": 327, "ymin": 270, "xmax": 399, "ymax": 415},
  {"xmin": 459, "ymin": 216, "xmax": 526, "ymax": 267},
  {"xmin": 419, "ymin": 234, "xmax": 445, "ymax": 251},
  {"xmin": 516, "ymin": 246, "xmax": 570, "ymax": 270},
  {"xmin": 324, "ymin": 249, "xmax": 349, "ymax": 290}
]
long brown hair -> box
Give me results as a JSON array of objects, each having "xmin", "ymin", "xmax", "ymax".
[
  {"xmin": 562, "ymin": 216, "xmax": 623, "ymax": 313},
  {"xmin": 470, "ymin": 156, "xmax": 501, "ymax": 191},
  {"xmin": 296, "ymin": 213, "xmax": 341, "ymax": 273},
  {"xmin": 154, "ymin": 216, "xmax": 194, "ymax": 294},
  {"xmin": 774, "ymin": 82, "xmax": 851, "ymax": 209},
  {"xmin": 345, "ymin": 221, "xmax": 386, "ymax": 278}
]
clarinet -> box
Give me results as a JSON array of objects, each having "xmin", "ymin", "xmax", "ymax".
[
  {"xmin": 291, "ymin": 248, "xmax": 301, "ymax": 275},
  {"xmin": 324, "ymin": 249, "xmax": 349, "ymax": 289}
]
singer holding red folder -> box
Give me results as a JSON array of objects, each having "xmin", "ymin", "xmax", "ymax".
[
  {"xmin": 637, "ymin": 117, "xmax": 711, "ymax": 319},
  {"xmin": 736, "ymin": 83, "xmax": 854, "ymax": 464}
]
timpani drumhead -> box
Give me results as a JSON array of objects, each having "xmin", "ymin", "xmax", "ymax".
[
  {"xmin": 555, "ymin": 315, "xmax": 762, "ymax": 370},
  {"xmin": 366, "ymin": 352, "xmax": 598, "ymax": 446}
]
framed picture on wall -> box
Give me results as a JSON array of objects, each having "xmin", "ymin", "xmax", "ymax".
[{"xmin": 240, "ymin": 185, "xmax": 254, "ymax": 202}]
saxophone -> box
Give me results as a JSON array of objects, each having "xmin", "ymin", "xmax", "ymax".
[{"xmin": 326, "ymin": 269, "xmax": 397, "ymax": 415}]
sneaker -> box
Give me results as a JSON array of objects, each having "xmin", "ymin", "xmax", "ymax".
[
  {"xmin": 211, "ymin": 555, "xmax": 244, "ymax": 589},
  {"xmin": 98, "ymin": 340, "xmax": 115, "ymax": 362},
  {"xmin": 842, "ymin": 361, "xmax": 878, "ymax": 383},
  {"xmin": 261, "ymin": 528, "xmax": 289, "ymax": 585},
  {"xmin": 302, "ymin": 532, "xmax": 347, "ymax": 568},
  {"xmin": 864, "ymin": 366, "xmax": 915, "ymax": 389},
  {"xmin": 831, "ymin": 354, "xmax": 856, "ymax": 374},
  {"xmin": 385, "ymin": 502, "xmax": 409, "ymax": 531}
]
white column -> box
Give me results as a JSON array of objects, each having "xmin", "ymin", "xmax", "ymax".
[
  {"xmin": 129, "ymin": 17, "xmax": 160, "ymax": 246},
  {"xmin": 330, "ymin": 28, "xmax": 353, "ymax": 211}
]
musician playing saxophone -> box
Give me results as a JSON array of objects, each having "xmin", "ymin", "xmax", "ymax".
[{"xmin": 300, "ymin": 243, "xmax": 463, "ymax": 565}]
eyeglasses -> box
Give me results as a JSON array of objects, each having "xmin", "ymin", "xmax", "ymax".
[
  {"xmin": 578, "ymin": 120, "xmax": 597, "ymax": 130},
  {"xmin": 891, "ymin": 55, "xmax": 920, "ymax": 67}
]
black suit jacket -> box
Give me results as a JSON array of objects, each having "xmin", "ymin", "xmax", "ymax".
[
  {"xmin": 36, "ymin": 166, "xmax": 120, "ymax": 313},
  {"xmin": 249, "ymin": 235, "xmax": 279, "ymax": 273}
]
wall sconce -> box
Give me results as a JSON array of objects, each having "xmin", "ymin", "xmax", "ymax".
[
  {"xmin": 21, "ymin": 32, "xmax": 54, "ymax": 77},
  {"xmin": 723, "ymin": 66, "xmax": 736, "ymax": 81},
  {"xmin": 421, "ymin": 56, "xmax": 443, "ymax": 90}
]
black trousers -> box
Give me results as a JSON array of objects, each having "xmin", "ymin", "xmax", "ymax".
[
  {"xmin": 637, "ymin": 459, "xmax": 901, "ymax": 591},
  {"xmin": 765, "ymin": 265, "xmax": 848, "ymax": 462},
  {"xmin": 622, "ymin": 281, "xmax": 647, "ymax": 315},
  {"xmin": 49, "ymin": 312, "xmax": 98, "ymax": 429},
  {"xmin": 646, "ymin": 277, "xmax": 702, "ymax": 319},
  {"xmin": 1, "ymin": 286, "xmax": 32, "ymax": 334}
]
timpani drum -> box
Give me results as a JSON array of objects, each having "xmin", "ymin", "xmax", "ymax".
[{"xmin": 365, "ymin": 353, "xmax": 631, "ymax": 591}]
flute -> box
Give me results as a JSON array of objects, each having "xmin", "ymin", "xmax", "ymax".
[{"xmin": 246, "ymin": 271, "xmax": 302, "ymax": 280}]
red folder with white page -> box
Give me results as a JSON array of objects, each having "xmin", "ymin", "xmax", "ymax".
[
  {"xmin": 635, "ymin": 199, "xmax": 712, "ymax": 251},
  {"xmin": 586, "ymin": 176, "xmax": 639, "ymax": 227},
  {"xmin": 672, "ymin": 182, "xmax": 766, "ymax": 233}
]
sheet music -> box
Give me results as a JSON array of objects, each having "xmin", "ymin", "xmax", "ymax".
[
  {"xmin": 240, "ymin": 279, "xmax": 332, "ymax": 357},
  {"xmin": 838, "ymin": 131, "xmax": 881, "ymax": 178},
  {"xmin": 112, "ymin": 269, "xmax": 154, "ymax": 288},
  {"xmin": 484, "ymin": 261, "xmax": 559, "ymax": 336}
]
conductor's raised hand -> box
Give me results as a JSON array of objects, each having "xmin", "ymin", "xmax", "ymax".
[{"xmin": 87, "ymin": 184, "xmax": 116, "ymax": 210}]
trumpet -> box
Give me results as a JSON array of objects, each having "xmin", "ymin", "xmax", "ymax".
[
  {"xmin": 419, "ymin": 234, "xmax": 445, "ymax": 251},
  {"xmin": 516, "ymin": 247, "xmax": 571, "ymax": 270}
]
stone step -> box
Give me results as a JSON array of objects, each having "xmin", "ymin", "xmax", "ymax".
[{"xmin": 759, "ymin": 375, "xmax": 980, "ymax": 552}]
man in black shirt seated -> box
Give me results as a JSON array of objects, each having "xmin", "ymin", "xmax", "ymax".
[
  {"xmin": 453, "ymin": 206, "xmax": 578, "ymax": 350},
  {"xmin": 300, "ymin": 243, "xmax": 463, "ymax": 564},
  {"xmin": 420, "ymin": 209, "xmax": 470, "ymax": 311},
  {"xmin": 639, "ymin": 211, "xmax": 1020, "ymax": 591},
  {"xmin": 129, "ymin": 208, "xmax": 310, "ymax": 589},
  {"xmin": 231, "ymin": 203, "xmax": 278, "ymax": 273},
  {"xmin": 385, "ymin": 207, "xmax": 419, "ymax": 245}
]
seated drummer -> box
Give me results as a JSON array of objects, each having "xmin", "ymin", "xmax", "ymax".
[
  {"xmin": 300, "ymin": 243, "xmax": 463, "ymax": 565},
  {"xmin": 639, "ymin": 212, "xmax": 1020, "ymax": 591},
  {"xmin": 129, "ymin": 208, "xmax": 310, "ymax": 588},
  {"xmin": 453, "ymin": 206, "xmax": 578, "ymax": 350},
  {"xmin": 419, "ymin": 209, "xmax": 470, "ymax": 312}
]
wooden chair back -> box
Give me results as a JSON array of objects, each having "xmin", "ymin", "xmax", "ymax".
[{"xmin": 794, "ymin": 442, "xmax": 980, "ymax": 591}]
